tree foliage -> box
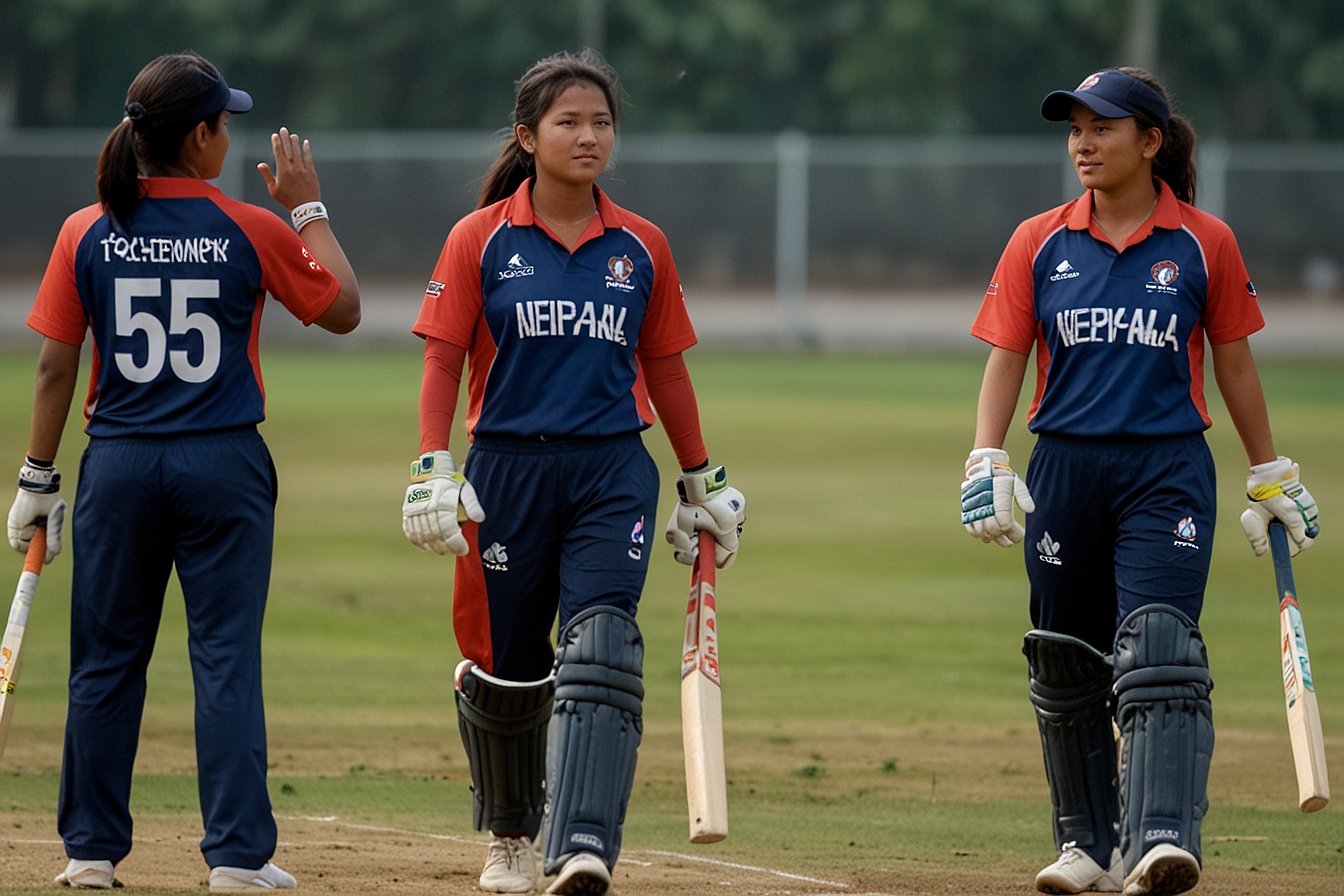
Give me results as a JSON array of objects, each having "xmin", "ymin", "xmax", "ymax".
[{"xmin": 5, "ymin": 0, "xmax": 1343, "ymax": 138}]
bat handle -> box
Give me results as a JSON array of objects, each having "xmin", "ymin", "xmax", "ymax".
[
  {"xmin": 1268, "ymin": 520, "xmax": 1295, "ymax": 597},
  {"xmin": 22, "ymin": 528, "xmax": 47, "ymax": 575}
]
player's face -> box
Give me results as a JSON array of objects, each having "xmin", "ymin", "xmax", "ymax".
[
  {"xmin": 196, "ymin": 111, "xmax": 232, "ymax": 180},
  {"xmin": 1066, "ymin": 105, "xmax": 1160, "ymax": 194},
  {"xmin": 520, "ymin": 82, "xmax": 614, "ymax": 188}
]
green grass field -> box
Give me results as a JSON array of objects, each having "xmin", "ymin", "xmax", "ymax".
[{"xmin": 2, "ymin": 347, "xmax": 1342, "ymax": 891}]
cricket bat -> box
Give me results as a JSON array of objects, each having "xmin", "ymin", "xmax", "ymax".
[
  {"xmin": 1268, "ymin": 520, "xmax": 1329, "ymax": 812},
  {"xmin": 0, "ymin": 528, "xmax": 47, "ymax": 764},
  {"xmin": 681, "ymin": 529, "xmax": 728, "ymax": 843}
]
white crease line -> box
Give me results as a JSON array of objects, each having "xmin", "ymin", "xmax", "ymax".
[
  {"xmin": 281, "ymin": 814, "xmax": 479, "ymax": 845},
  {"xmin": 637, "ymin": 849, "xmax": 849, "ymax": 889},
  {"xmin": 281, "ymin": 816, "xmax": 854, "ymax": 890}
]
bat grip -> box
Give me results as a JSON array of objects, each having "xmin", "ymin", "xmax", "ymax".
[
  {"xmin": 22, "ymin": 527, "xmax": 47, "ymax": 575},
  {"xmin": 1268, "ymin": 520, "xmax": 1295, "ymax": 598}
]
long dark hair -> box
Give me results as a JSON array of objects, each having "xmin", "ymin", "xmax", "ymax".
[
  {"xmin": 1119, "ymin": 66, "xmax": 1198, "ymax": 205},
  {"xmin": 97, "ymin": 52, "xmax": 226, "ymax": 227},
  {"xmin": 476, "ymin": 48, "xmax": 624, "ymax": 209}
]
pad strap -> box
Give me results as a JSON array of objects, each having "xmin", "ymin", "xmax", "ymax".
[
  {"xmin": 455, "ymin": 661, "xmax": 555, "ymax": 838},
  {"xmin": 1113, "ymin": 604, "xmax": 1213, "ymax": 870},
  {"xmin": 543, "ymin": 607, "xmax": 644, "ymax": 874},
  {"xmin": 1023, "ymin": 630, "xmax": 1119, "ymax": 862}
]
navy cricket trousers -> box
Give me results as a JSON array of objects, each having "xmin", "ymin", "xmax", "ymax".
[
  {"xmin": 452, "ymin": 433, "xmax": 660, "ymax": 682},
  {"xmin": 1022, "ymin": 432, "xmax": 1217, "ymax": 655},
  {"xmin": 60, "ymin": 429, "xmax": 279, "ymax": 868}
]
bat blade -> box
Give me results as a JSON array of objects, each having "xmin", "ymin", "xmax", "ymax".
[
  {"xmin": 1269, "ymin": 521, "xmax": 1329, "ymax": 813},
  {"xmin": 0, "ymin": 529, "xmax": 47, "ymax": 765},
  {"xmin": 681, "ymin": 529, "xmax": 727, "ymax": 843}
]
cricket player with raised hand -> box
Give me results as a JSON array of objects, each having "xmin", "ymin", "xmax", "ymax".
[
  {"xmin": 7, "ymin": 51, "xmax": 360, "ymax": 891},
  {"xmin": 960, "ymin": 67, "xmax": 1319, "ymax": 896},
  {"xmin": 401, "ymin": 49, "xmax": 744, "ymax": 896}
]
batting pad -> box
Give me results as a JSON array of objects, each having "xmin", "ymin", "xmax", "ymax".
[
  {"xmin": 1113, "ymin": 604, "xmax": 1213, "ymax": 871},
  {"xmin": 543, "ymin": 606, "xmax": 644, "ymax": 875},
  {"xmin": 1024, "ymin": 630, "xmax": 1120, "ymax": 862},
  {"xmin": 455, "ymin": 661, "xmax": 555, "ymax": 839}
]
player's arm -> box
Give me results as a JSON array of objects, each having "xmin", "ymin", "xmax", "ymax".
[
  {"xmin": 962, "ymin": 346, "xmax": 1035, "ymax": 547},
  {"xmin": 26, "ymin": 338, "xmax": 80, "ymax": 464},
  {"xmin": 645, "ymin": 352, "xmax": 745, "ymax": 569},
  {"xmin": 402, "ymin": 338, "xmax": 482, "ymax": 556},
  {"xmin": 256, "ymin": 127, "xmax": 361, "ymax": 334},
  {"xmin": 972, "ymin": 345, "xmax": 1029, "ymax": 450},
  {"xmin": 7, "ymin": 337, "xmax": 79, "ymax": 562},
  {"xmin": 1210, "ymin": 337, "xmax": 1274, "ymax": 464},
  {"xmin": 642, "ymin": 352, "xmax": 706, "ymax": 471},
  {"xmin": 1213, "ymin": 337, "xmax": 1320, "ymax": 555}
]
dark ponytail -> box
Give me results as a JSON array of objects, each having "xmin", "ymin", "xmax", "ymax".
[
  {"xmin": 1119, "ymin": 66, "xmax": 1197, "ymax": 205},
  {"xmin": 96, "ymin": 52, "xmax": 229, "ymax": 227},
  {"xmin": 476, "ymin": 48, "xmax": 624, "ymax": 209},
  {"xmin": 96, "ymin": 119, "xmax": 143, "ymax": 228}
]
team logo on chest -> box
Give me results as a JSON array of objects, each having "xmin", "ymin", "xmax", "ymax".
[
  {"xmin": 1147, "ymin": 260, "xmax": 1180, "ymax": 295},
  {"xmin": 497, "ymin": 253, "xmax": 536, "ymax": 280},
  {"xmin": 606, "ymin": 255, "xmax": 636, "ymax": 292}
]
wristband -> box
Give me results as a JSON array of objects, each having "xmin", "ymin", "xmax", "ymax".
[{"xmin": 290, "ymin": 201, "xmax": 329, "ymax": 231}]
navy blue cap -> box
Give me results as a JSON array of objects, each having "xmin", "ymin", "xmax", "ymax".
[
  {"xmin": 1041, "ymin": 70, "xmax": 1169, "ymax": 129},
  {"xmin": 180, "ymin": 68, "xmax": 253, "ymax": 120},
  {"xmin": 127, "ymin": 67, "xmax": 252, "ymax": 125}
]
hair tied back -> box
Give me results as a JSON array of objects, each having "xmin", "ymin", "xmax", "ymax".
[{"xmin": 124, "ymin": 101, "xmax": 148, "ymax": 121}]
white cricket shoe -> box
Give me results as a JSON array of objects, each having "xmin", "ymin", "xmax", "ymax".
[
  {"xmin": 1035, "ymin": 844, "xmax": 1123, "ymax": 893},
  {"xmin": 545, "ymin": 851, "xmax": 611, "ymax": 895},
  {"xmin": 208, "ymin": 862, "xmax": 297, "ymax": 891},
  {"xmin": 1123, "ymin": 843, "xmax": 1200, "ymax": 896},
  {"xmin": 55, "ymin": 858, "xmax": 118, "ymax": 889},
  {"xmin": 479, "ymin": 835, "xmax": 538, "ymax": 893}
]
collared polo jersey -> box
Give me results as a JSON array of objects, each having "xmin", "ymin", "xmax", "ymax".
[
  {"xmin": 413, "ymin": 180, "xmax": 697, "ymax": 440},
  {"xmin": 972, "ymin": 180, "xmax": 1264, "ymax": 437},
  {"xmin": 29, "ymin": 178, "xmax": 341, "ymax": 436}
]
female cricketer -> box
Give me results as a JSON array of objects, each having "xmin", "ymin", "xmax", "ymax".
[
  {"xmin": 960, "ymin": 68, "xmax": 1320, "ymax": 896},
  {"xmin": 401, "ymin": 49, "xmax": 745, "ymax": 896},
  {"xmin": 6, "ymin": 52, "xmax": 360, "ymax": 891}
]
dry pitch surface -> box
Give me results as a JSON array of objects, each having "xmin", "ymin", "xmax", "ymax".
[
  {"xmin": 4, "ymin": 728, "xmax": 1340, "ymax": 896},
  {"xmin": 1, "ymin": 810, "xmax": 1338, "ymax": 895}
]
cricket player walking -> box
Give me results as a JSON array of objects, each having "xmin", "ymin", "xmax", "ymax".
[
  {"xmin": 961, "ymin": 68, "xmax": 1319, "ymax": 896},
  {"xmin": 402, "ymin": 49, "xmax": 744, "ymax": 895},
  {"xmin": 7, "ymin": 52, "xmax": 360, "ymax": 891}
]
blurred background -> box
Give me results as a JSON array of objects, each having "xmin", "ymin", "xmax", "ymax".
[{"xmin": 1, "ymin": 0, "xmax": 1341, "ymax": 348}]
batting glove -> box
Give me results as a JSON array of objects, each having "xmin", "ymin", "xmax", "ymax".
[
  {"xmin": 961, "ymin": 447, "xmax": 1035, "ymax": 547},
  {"xmin": 1239, "ymin": 455, "xmax": 1319, "ymax": 557},
  {"xmin": 665, "ymin": 464, "xmax": 746, "ymax": 569},
  {"xmin": 401, "ymin": 450, "xmax": 485, "ymax": 557},
  {"xmin": 7, "ymin": 458, "xmax": 67, "ymax": 563}
]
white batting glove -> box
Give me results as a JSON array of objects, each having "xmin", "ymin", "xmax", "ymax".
[
  {"xmin": 7, "ymin": 458, "xmax": 67, "ymax": 564},
  {"xmin": 961, "ymin": 448, "xmax": 1035, "ymax": 547},
  {"xmin": 665, "ymin": 464, "xmax": 746, "ymax": 569},
  {"xmin": 401, "ymin": 450, "xmax": 485, "ymax": 556},
  {"xmin": 1239, "ymin": 456, "xmax": 1319, "ymax": 557}
]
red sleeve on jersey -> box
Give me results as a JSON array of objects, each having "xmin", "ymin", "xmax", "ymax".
[
  {"xmin": 219, "ymin": 199, "xmax": 341, "ymax": 325},
  {"xmin": 624, "ymin": 216, "xmax": 697, "ymax": 359},
  {"xmin": 1183, "ymin": 208, "xmax": 1264, "ymax": 344},
  {"xmin": 412, "ymin": 213, "xmax": 491, "ymax": 348},
  {"xmin": 971, "ymin": 214, "xmax": 1055, "ymax": 354},
  {"xmin": 28, "ymin": 205, "xmax": 103, "ymax": 345},
  {"xmin": 642, "ymin": 352, "xmax": 708, "ymax": 470},
  {"xmin": 419, "ymin": 337, "xmax": 466, "ymax": 453}
]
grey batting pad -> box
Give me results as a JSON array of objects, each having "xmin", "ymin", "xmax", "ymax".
[
  {"xmin": 1113, "ymin": 604, "xmax": 1214, "ymax": 870},
  {"xmin": 1023, "ymin": 629, "xmax": 1119, "ymax": 862},
  {"xmin": 455, "ymin": 662, "xmax": 555, "ymax": 839},
  {"xmin": 542, "ymin": 606, "xmax": 644, "ymax": 876}
]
